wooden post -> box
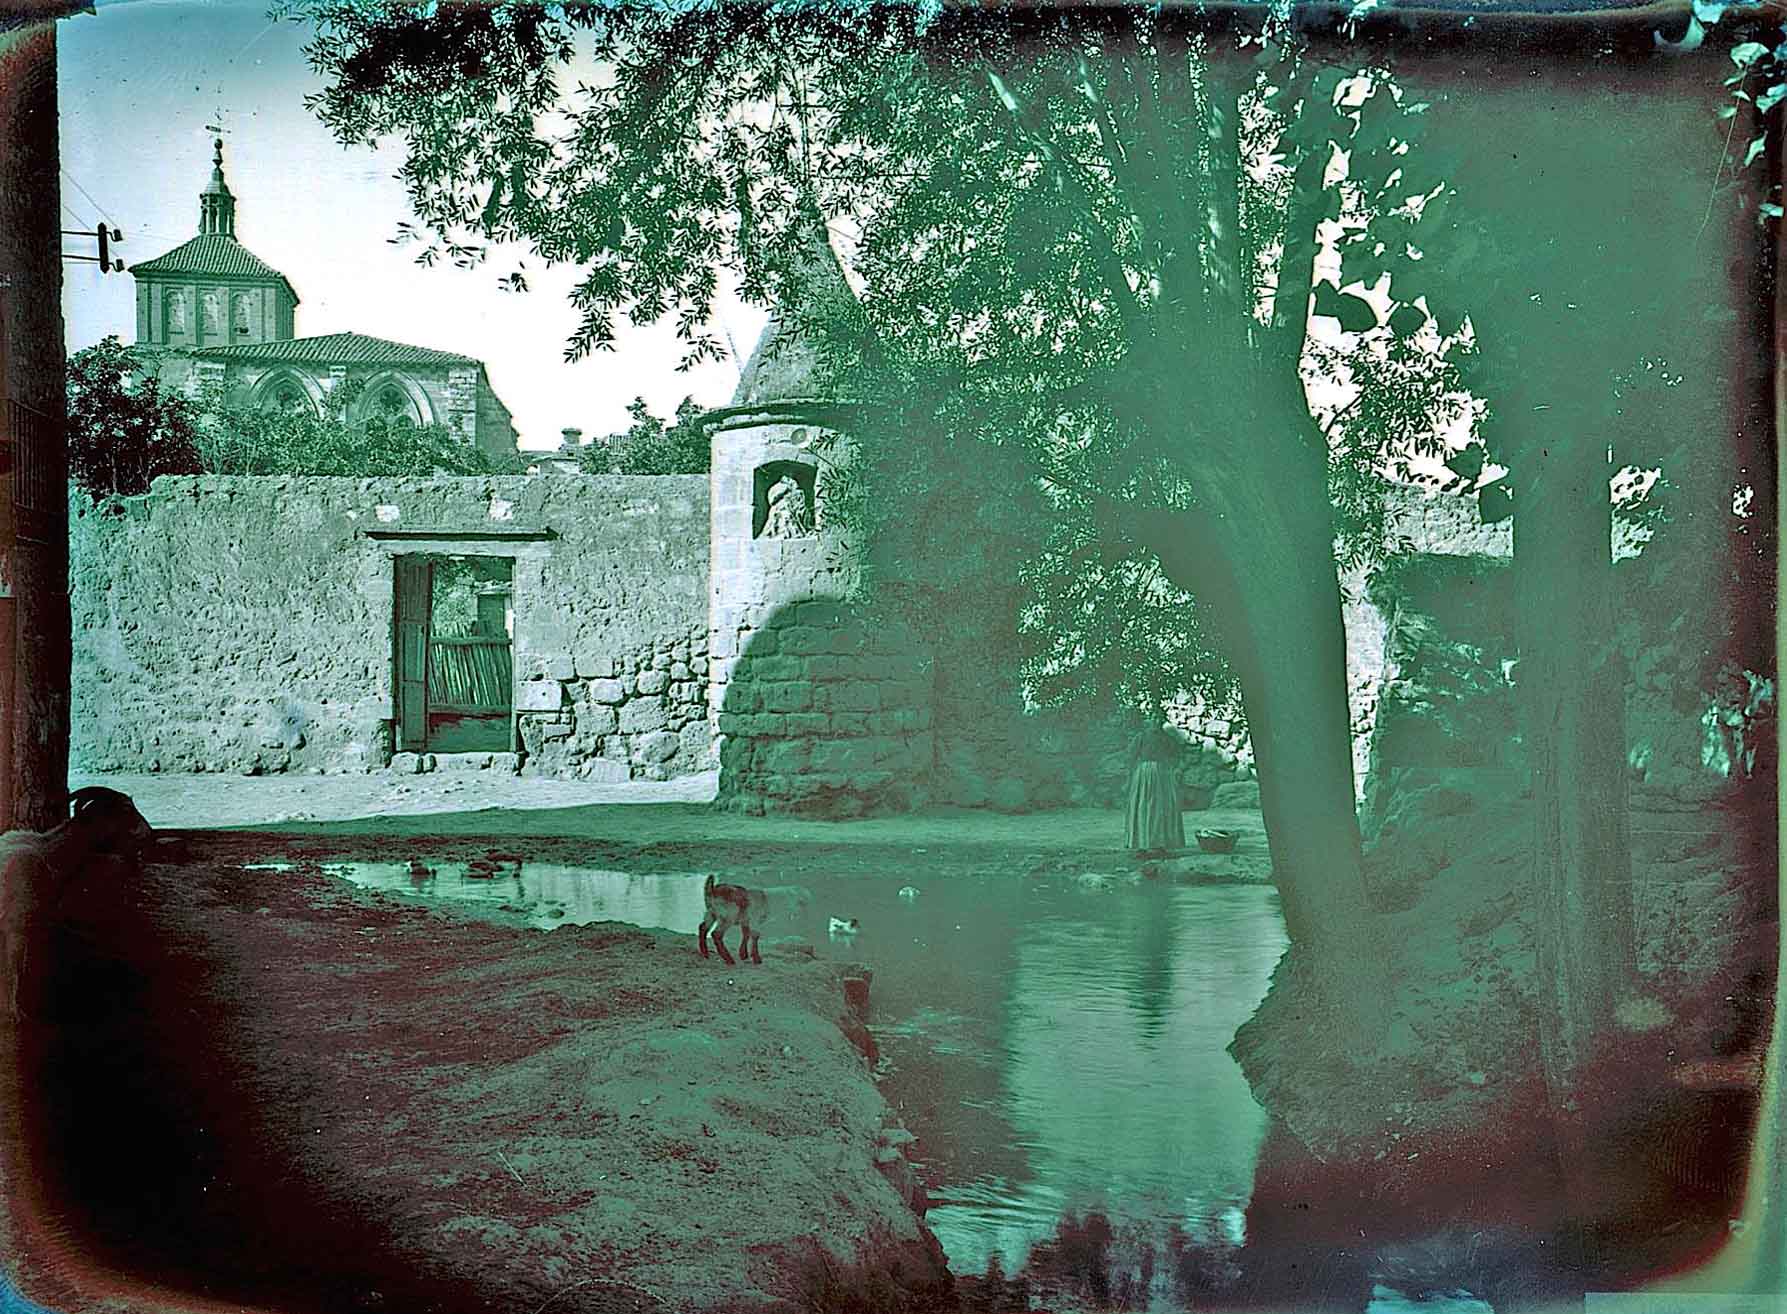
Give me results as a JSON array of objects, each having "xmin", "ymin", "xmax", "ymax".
[
  {"xmin": 0, "ymin": 284, "xmax": 15, "ymax": 836},
  {"xmin": 0, "ymin": 17, "xmax": 70, "ymax": 833}
]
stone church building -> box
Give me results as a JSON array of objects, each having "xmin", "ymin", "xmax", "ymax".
[{"xmin": 128, "ymin": 140, "xmax": 517, "ymax": 457}]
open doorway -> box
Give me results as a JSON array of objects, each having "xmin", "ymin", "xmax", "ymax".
[{"xmin": 393, "ymin": 554, "xmax": 514, "ymax": 754}]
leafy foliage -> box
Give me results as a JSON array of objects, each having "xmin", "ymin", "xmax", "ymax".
[
  {"xmin": 195, "ymin": 373, "xmax": 524, "ymax": 477},
  {"xmin": 577, "ymin": 396, "xmax": 711, "ymax": 474},
  {"xmin": 65, "ymin": 336, "xmax": 204, "ymax": 499},
  {"xmin": 1657, "ymin": 0, "xmax": 1784, "ymax": 221},
  {"xmin": 66, "ymin": 336, "xmax": 523, "ymax": 490},
  {"xmin": 284, "ymin": 2, "xmax": 1469, "ymax": 727}
]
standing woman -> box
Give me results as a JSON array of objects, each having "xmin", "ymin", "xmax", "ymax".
[{"xmin": 1126, "ymin": 721, "xmax": 1186, "ymax": 856}]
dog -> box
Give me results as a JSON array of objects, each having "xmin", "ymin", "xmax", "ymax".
[
  {"xmin": 697, "ymin": 874, "xmax": 813, "ymax": 966},
  {"xmin": 1, "ymin": 787, "xmax": 154, "ymax": 1019}
]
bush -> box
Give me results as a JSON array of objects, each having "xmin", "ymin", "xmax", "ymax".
[
  {"xmin": 196, "ymin": 374, "xmax": 525, "ymax": 477},
  {"xmin": 67, "ymin": 340, "xmax": 529, "ymax": 488}
]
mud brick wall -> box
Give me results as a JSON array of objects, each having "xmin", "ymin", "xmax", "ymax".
[{"xmin": 69, "ymin": 474, "xmax": 709, "ymax": 779}]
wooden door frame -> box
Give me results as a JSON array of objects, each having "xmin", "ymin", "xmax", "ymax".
[{"xmin": 392, "ymin": 554, "xmax": 432, "ymax": 753}]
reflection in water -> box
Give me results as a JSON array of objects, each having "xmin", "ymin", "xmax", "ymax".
[
  {"xmin": 934, "ymin": 883, "xmax": 1286, "ymax": 1281},
  {"xmin": 311, "ymin": 858, "xmax": 1289, "ymax": 1300},
  {"xmin": 325, "ymin": 861, "xmax": 708, "ymax": 934}
]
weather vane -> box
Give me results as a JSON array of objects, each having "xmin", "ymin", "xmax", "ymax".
[{"xmin": 205, "ymin": 98, "xmax": 231, "ymax": 142}]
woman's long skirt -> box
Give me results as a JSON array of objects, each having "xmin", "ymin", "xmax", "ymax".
[{"xmin": 1125, "ymin": 761, "xmax": 1185, "ymax": 854}]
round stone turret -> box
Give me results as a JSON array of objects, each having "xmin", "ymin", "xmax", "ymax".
[{"xmin": 705, "ymin": 319, "xmax": 933, "ymax": 816}]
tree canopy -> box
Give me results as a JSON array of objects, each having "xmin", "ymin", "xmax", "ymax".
[
  {"xmin": 578, "ymin": 395, "xmax": 711, "ymax": 474},
  {"xmin": 66, "ymin": 336, "xmax": 205, "ymax": 498},
  {"xmin": 288, "ymin": 3, "xmax": 1473, "ymax": 713}
]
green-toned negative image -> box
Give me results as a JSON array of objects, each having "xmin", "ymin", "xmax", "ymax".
[{"xmin": 0, "ymin": 1, "xmax": 1778, "ymax": 1312}]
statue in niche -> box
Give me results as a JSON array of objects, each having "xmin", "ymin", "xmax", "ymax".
[
  {"xmin": 760, "ymin": 473, "xmax": 814, "ymax": 539},
  {"xmin": 201, "ymin": 291, "xmax": 222, "ymax": 334},
  {"xmin": 165, "ymin": 291, "xmax": 187, "ymax": 332}
]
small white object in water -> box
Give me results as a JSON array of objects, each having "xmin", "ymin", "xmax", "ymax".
[
  {"xmin": 897, "ymin": 886, "xmax": 920, "ymax": 900},
  {"xmin": 829, "ymin": 917, "xmax": 860, "ymax": 937}
]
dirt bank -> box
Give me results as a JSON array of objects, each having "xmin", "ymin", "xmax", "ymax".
[
  {"xmin": 1230, "ymin": 782, "xmax": 1777, "ymax": 1294},
  {"xmin": 6, "ymin": 840, "xmax": 944, "ymax": 1314}
]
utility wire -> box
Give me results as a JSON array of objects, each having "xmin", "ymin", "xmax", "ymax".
[{"xmin": 59, "ymin": 167, "xmax": 110, "ymax": 226}]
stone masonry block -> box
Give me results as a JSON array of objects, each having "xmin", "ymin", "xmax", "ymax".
[
  {"xmin": 632, "ymin": 730, "xmax": 681, "ymax": 764},
  {"xmin": 636, "ymin": 669, "xmax": 670, "ymax": 696},
  {"xmin": 761, "ymin": 682, "xmax": 812, "ymax": 714},
  {"xmin": 589, "ymin": 678, "xmax": 627, "ymax": 705},
  {"xmin": 516, "ymin": 680, "xmax": 566, "ymax": 712},
  {"xmin": 575, "ymin": 654, "xmax": 616, "ymax": 679},
  {"xmin": 829, "ymin": 629, "xmax": 865, "ymax": 656},
  {"xmin": 619, "ymin": 698, "xmax": 670, "ymax": 734},
  {"xmin": 580, "ymin": 705, "xmax": 619, "ymax": 736},
  {"xmin": 778, "ymin": 626, "xmax": 828, "ymax": 656},
  {"xmin": 546, "ymin": 653, "xmax": 576, "ymax": 681},
  {"xmin": 762, "ymin": 739, "xmax": 811, "ymax": 774},
  {"xmin": 744, "ymin": 654, "xmax": 803, "ymax": 683},
  {"xmin": 784, "ymin": 712, "xmax": 830, "ymax": 736},
  {"xmin": 832, "ymin": 682, "xmax": 881, "ymax": 714},
  {"xmin": 813, "ymin": 740, "xmax": 877, "ymax": 775},
  {"xmin": 857, "ymin": 655, "xmax": 908, "ymax": 683}
]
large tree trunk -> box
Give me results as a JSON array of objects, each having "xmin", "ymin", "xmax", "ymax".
[
  {"xmin": 1513, "ymin": 417, "xmax": 1638, "ymax": 1086},
  {"xmin": 1141, "ymin": 442, "xmax": 1386, "ymax": 1038}
]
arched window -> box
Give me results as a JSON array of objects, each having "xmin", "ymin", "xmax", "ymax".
[
  {"xmin": 233, "ymin": 293, "xmax": 254, "ymax": 336},
  {"xmin": 256, "ymin": 373, "xmax": 316, "ymax": 418},
  {"xmin": 271, "ymin": 383, "xmax": 309, "ymax": 415},
  {"xmin": 365, "ymin": 385, "xmax": 417, "ymax": 439}
]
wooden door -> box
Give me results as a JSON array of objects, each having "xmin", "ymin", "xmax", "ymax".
[{"xmin": 393, "ymin": 556, "xmax": 432, "ymax": 751}]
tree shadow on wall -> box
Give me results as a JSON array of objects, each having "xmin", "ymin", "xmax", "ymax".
[{"xmin": 716, "ymin": 596, "xmax": 934, "ymax": 819}]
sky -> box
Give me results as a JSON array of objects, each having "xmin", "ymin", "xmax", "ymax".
[{"xmin": 57, "ymin": 0, "xmax": 769, "ymax": 450}]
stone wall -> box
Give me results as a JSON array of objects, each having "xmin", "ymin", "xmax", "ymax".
[
  {"xmin": 70, "ymin": 474, "xmax": 709, "ymax": 779},
  {"xmin": 1356, "ymin": 489, "xmax": 1762, "ymax": 818},
  {"xmin": 717, "ymin": 597, "xmax": 934, "ymax": 816}
]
